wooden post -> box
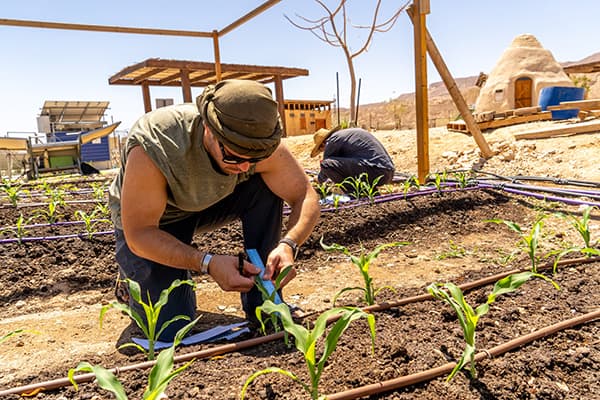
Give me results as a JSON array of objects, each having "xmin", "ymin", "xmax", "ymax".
[
  {"xmin": 412, "ymin": 1, "xmax": 429, "ymax": 184},
  {"xmin": 212, "ymin": 30, "xmax": 222, "ymax": 82},
  {"xmin": 142, "ymin": 83, "xmax": 152, "ymax": 113},
  {"xmin": 273, "ymin": 75, "xmax": 287, "ymax": 135},
  {"xmin": 180, "ymin": 69, "xmax": 192, "ymax": 103},
  {"xmin": 407, "ymin": 7, "xmax": 493, "ymax": 159}
]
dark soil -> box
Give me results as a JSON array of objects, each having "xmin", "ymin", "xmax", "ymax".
[{"xmin": 1, "ymin": 182, "xmax": 599, "ymax": 400}]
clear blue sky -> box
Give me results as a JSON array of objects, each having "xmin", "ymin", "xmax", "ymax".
[{"xmin": 1, "ymin": 0, "xmax": 598, "ymax": 135}]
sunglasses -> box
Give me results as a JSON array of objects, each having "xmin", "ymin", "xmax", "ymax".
[{"xmin": 218, "ymin": 141, "xmax": 266, "ymax": 165}]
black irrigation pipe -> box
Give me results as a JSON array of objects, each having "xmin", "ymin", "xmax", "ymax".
[
  {"xmin": 481, "ymin": 183, "xmax": 600, "ymax": 208},
  {"xmin": 477, "ymin": 180, "xmax": 600, "ymax": 200},
  {"xmin": 2, "ymin": 256, "xmax": 597, "ymax": 397},
  {"xmin": 470, "ymin": 170, "xmax": 600, "ymax": 189}
]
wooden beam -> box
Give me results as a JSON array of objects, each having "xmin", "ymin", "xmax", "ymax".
[
  {"xmin": 189, "ymin": 71, "xmax": 216, "ymax": 84},
  {"xmin": 0, "ymin": 18, "xmax": 213, "ymax": 37},
  {"xmin": 219, "ymin": 0, "xmax": 282, "ymax": 36},
  {"xmin": 158, "ymin": 71, "xmax": 183, "ymax": 85},
  {"xmin": 477, "ymin": 112, "xmax": 552, "ymax": 130},
  {"xmin": 407, "ymin": 6, "xmax": 492, "ymax": 159},
  {"xmin": 412, "ymin": 1, "xmax": 429, "ymax": 183},
  {"xmin": 514, "ymin": 120, "xmax": 600, "ymax": 140},
  {"xmin": 133, "ymin": 68, "xmax": 166, "ymax": 84},
  {"xmin": 546, "ymin": 99, "xmax": 600, "ymax": 111},
  {"xmin": 212, "ymin": 30, "xmax": 222, "ymax": 82}
]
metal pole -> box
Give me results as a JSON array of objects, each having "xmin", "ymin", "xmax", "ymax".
[
  {"xmin": 336, "ymin": 72, "xmax": 340, "ymax": 126},
  {"xmin": 355, "ymin": 78, "xmax": 362, "ymax": 127}
]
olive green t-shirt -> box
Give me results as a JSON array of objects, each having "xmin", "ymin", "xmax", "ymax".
[{"xmin": 108, "ymin": 103, "xmax": 254, "ymax": 229}]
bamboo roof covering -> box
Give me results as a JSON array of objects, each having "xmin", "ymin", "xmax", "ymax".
[{"xmin": 108, "ymin": 58, "xmax": 308, "ymax": 87}]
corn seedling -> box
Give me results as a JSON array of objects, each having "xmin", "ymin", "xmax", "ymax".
[
  {"xmin": 362, "ymin": 174, "xmax": 383, "ymax": 204},
  {"xmin": 549, "ymin": 206, "xmax": 600, "ymax": 272},
  {"xmin": 33, "ymin": 200, "xmax": 62, "ymax": 224},
  {"xmin": 34, "ymin": 180, "xmax": 52, "ymax": 193},
  {"xmin": 321, "ymin": 238, "xmax": 409, "ymax": 306},
  {"xmin": 487, "ymin": 217, "xmax": 560, "ymax": 287},
  {"xmin": 100, "ymin": 278, "xmax": 196, "ymax": 360},
  {"xmin": 1, "ymin": 213, "xmax": 35, "ymax": 243},
  {"xmin": 486, "ymin": 217, "xmax": 546, "ymax": 273},
  {"xmin": 493, "ymin": 248, "xmax": 519, "ymax": 267},
  {"xmin": 90, "ymin": 182, "xmax": 107, "ymax": 203},
  {"xmin": 313, "ymin": 180, "xmax": 333, "ymax": 199},
  {"xmin": 94, "ymin": 202, "xmax": 111, "ymax": 218},
  {"xmin": 452, "ymin": 171, "xmax": 475, "ymax": 189},
  {"xmin": 428, "ymin": 271, "xmax": 559, "ymax": 381},
  {"xmin": 75, "ymin": 209, "xmax": 110, "ymax": 239},
  {"xmin": 241, "ymin": 301, "xmax": 376, "ymax": 400},
  {"xmin": 69, "ymin": 317, "xmax": 198, "ymax": 400},
  {"xmin": 377, "ymin": 183, "xmax": 395, "ymax": 195},
  {"xmin": 436, "ymin": 240, "xmax": 468, "ymax": 260},
  {"xmin": 47, "ymin": 187, "xmax": 67, "ymax": 207},
  {"xmin": 254, "ymin": 265, "xmax": 293, "ymax": 332},
  {"xmin": 427, "ymin": 171, "xmax": 447, "ymax": 193},
  {"xmin": 1, "ymin": 180, "xmax": 22, "ymax": 207},
  {"xmin": 338, "ymin": 173, "xmax": 365, "ymax": 200},
  {"xmin": 401, "ymin": 175, "xmax": 420, "ymax": 198}
]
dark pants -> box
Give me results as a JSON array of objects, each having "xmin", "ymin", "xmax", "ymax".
[
  {"xmin": 115, "ymin": 174, "xmax": 283, "ymax": 340},
  {"xmin": 318, "ymin": 157, "xmax": 394, "ymax": 187}
]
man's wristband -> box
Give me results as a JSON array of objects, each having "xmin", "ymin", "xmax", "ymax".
[
  {"xmin": 278, "ymin": 237, "xmax": 299, "ymax": 258},
  {"xmin": 200, "ymin": 252, "xmax": 213, "ymax": 275}
]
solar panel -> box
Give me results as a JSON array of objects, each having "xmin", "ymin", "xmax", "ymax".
[{"xmin": 40, "ymin": 101, "xmax": 109, "ymax": 123}]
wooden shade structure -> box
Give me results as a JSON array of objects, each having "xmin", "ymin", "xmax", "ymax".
[{"xmin": 107, "ymin": 58, "xmax": 308, "ymax": 132}]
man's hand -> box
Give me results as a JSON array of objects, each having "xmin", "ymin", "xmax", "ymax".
[
  {"xmin": 263, "ymin": 243, "xmax": 297, "ymax": 287},
  {"xmin": 208, "ymin": 255, "xmax": 260, "ymax": 292}
]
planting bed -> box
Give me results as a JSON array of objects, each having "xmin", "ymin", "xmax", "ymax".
[{"xmin": 1, "ymin": 179, "xmax": 599, "ymax": 399}]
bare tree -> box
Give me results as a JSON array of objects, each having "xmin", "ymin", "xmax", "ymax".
[{"xmin": 286, "ymin": 0, "xmax": 410, "ymax": 125}]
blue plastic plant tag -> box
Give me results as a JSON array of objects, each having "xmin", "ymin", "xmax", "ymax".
[{"xmin": 246, "ymin": 248, "xmax": 282, "ymax": 304}]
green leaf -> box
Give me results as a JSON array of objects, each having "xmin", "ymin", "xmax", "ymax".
[
  {"xmin": 68, "ymin": 362, "xmax": 128, "ymax": 400},
  {"xmin": 332, "ymin": 286, "xmax": 364, "ymax": 305},
  {"xmin": 488, "ymin": 271, "xmax": 535, "ymax": 303},
  {"xmin": 241, "ymin": 367, "xmax": 304, "ymax": 400}
]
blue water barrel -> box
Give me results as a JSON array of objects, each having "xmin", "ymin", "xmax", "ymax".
[{"xmin": 538, "ymin": 86, "xmax": 585, "ymax": 119}]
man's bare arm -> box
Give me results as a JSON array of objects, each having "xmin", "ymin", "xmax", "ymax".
[
  {"xmin": 120, "ymin": 146, "xmax": 258, "ymax": 291},
  {"xmin": 256, "ymin": 144, "xmax": 321, "ymax": 280}
]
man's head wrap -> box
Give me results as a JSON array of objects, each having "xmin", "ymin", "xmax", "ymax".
[{"xmin": 196, "ymin": 79, "xmax": 282, "ymax": 158}]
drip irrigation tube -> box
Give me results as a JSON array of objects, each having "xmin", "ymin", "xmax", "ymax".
[
  {"xmin": 325, "ymin": 309, "xmax": 600, "ymax": 400},
  {"xmin": 478, "ymin": 181, "xmax": 600, "ymax": 200},
  {"xmin": 2, "ymin": 179, "xmax": 598, "ymax": 244},
  {"xmin": 0, "ymin": 332, "xmax": 286, "ymax": 397},
  {"xmin": 2, "ymin": 256, "xmax": 596, "ymax": 397},
  {"xmin": 1, "ymin": 219, "xmax": 110, "ymax": 230},
  {"xmin": 473, "ymin": 171, "xmax": 600, "ymax": 189},
  {"xmin": 4, "ymin": 199, "xmax": 106, "ymax": 208},
  {"xmin": 0, "ymin": 230, "xmax": 113, "ymax": 244},
  {"xmin": 482, "ymin": 184, "xmax": 600, "ymax": 207}
]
